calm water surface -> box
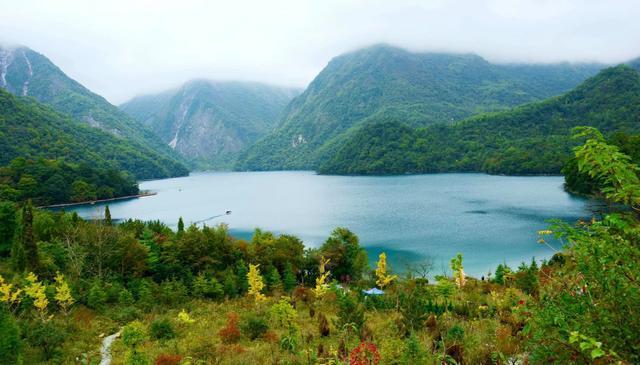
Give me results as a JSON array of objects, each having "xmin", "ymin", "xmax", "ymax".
[{"xmin": 67, "ymin": 171, "xmax": 598, "ymax": 276}]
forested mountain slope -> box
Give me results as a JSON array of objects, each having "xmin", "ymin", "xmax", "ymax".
[
  {"xmin": 0, "ymin": 45, "xmax": 187, "ymax": 178},
  {"xmin": 318, "ymin": 65, "xmax": 640, "ymax": 175},
  {"xmin": 236, "ymin": 44, "xmax": 603, "ymax": 170},
  {"xmin": 0, "ymin": 88, "xmax": 186, "ymax": 179}
]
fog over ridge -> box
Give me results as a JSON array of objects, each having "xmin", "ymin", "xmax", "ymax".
[{"xmin": 1, "ymin": 0, "xmax": 638, "ymax": 103}]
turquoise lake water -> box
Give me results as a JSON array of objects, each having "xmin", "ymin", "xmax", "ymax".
[{"xmin": 66, "ymin": 171, "xmax": 600, "ymax": 277}]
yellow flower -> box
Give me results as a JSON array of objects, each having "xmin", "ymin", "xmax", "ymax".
[{"xmin": 178, "ymin": 309, "xmax": 195, "ymax": 324}]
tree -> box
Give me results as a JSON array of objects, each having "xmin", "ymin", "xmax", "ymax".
[
  {"xmin": 320, "ymin": 227, "xmax": 368, "ymax": 282},
  {"xmin": 0, "ymin": 202, "xmax": 16, "ymax": 256},
  {"xmin": 247, "ymin": 264, "xmax": 266, "ymax": 302},
  {"xmin": 283, "ymin": 263, "xmax": 297, "ymax": 292},
  {"xmin": 266, "ymin": 266, "xmax": 282, "ymax": 291},
  {"xmin": 21, "ymin": 201, "xmax": 39, "ymax": 273},
  {"xmin": 177, "ymin": 217, "xmax": 184, "ymax": 234},
  {"xmin": 104, "ymin": 206, "xmax": 112, "ymax": 226},
  {"xmin": 53, "ymin": 272, "xmax": 74, "ymax": 315},
  {"xmin": 529, "ymin": 127, "xmax": 640, "ymax": 362},
  {"xmin": 375, "ymin": 252, "xmax": 397, "ymax": 288},
  {"xmin": 450, "ymin": 253, "xmax": 466, "ymax": 288}
]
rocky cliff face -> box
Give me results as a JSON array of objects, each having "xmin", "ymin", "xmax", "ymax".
[{"xmin": 121, "ymin": 80, "xmax": 300, "ymax": 169}]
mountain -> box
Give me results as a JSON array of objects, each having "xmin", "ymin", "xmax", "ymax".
[
  {"xmin": 236, "ymin": 44, "xmax": 604, "ymax": 170},
  {"xmin": 121, "ymin": 81, "xmax": 300, "ymax": 169},
  {"xmin": 0, "ymin": 45, "xmax": 188, "ymax": 179},
  {"xmin": 0, "ymin": 88, "xmax": 187, "ymax": 179},
  {"xmin": 317, "ymin": 65, "xmax": 640, "ymax": 175}
]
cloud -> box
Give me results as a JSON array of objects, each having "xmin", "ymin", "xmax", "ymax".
[{"xmin": 1, "ymin": 0, "xmax": 638, "ymax": 103}]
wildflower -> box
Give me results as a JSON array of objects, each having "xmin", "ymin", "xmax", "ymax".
[{"xmin": 178, "ymin": 309, "xmax": 195, "ymax": 324}]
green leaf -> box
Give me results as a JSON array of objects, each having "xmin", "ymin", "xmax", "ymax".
[{"xmin": 590, "ymin": 348, "xmax": 605, "ymax": 359}]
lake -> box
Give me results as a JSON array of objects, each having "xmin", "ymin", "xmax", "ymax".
[{"xmin": 65, "ymin": 171, "xmax": 599, "ymax": 277}]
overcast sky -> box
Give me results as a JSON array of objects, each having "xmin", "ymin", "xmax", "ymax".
[{"xmin": 1, "ymin": 0, "xmax": 639, "ymax": 104}]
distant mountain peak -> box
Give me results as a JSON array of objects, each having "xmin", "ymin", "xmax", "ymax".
[{"xmin": 120, "ymin": 80, "xmax": 300, "ymax": 169}]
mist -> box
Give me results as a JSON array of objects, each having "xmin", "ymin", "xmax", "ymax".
[{"xmin": 1, "ymin": 0, "xmax": 639, "ymax": 104}]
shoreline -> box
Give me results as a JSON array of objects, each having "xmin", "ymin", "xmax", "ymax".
[{"xmin": 39, "ymin": 191, "xmax": 157, "ymax": 209}]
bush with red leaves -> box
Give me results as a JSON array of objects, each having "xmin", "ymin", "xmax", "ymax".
[
  {"xmin": 219, "ymin": 312, "xmax": 241, "ymax": 343},
  {"xmin": 155, "ymin": 353, "xmax": 183, "ymax": 365},
  {"xmin": 349, "ymin": 341, "xmax": 381, "ymax": 365}
]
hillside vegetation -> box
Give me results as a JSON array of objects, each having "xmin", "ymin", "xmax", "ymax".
[
  {"xmin": 0, "ymin": 129, "xmax": 638, "ymax": 364},
  {"xmin": 0, "ymin": 157, "xmax": 139, "ymax": 206},
  {"xmin": 0, "ymin": 46, "xmax": 187, "ymax": 179},
  {"xmin": 0, "ymin": 89, "xmax": 188, "ymax": 179},
  {"xmin": 318, "ymin": 65, "xmax": 640, "ymax": 175},
  {"xmin": 236, "ymin": 45, "xmax": 603, "ymax": 171}
]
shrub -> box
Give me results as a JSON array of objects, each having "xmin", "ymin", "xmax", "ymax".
[
  {"xmin": 401, "ymin": 333, "xmax": 426, "ymax": 364},
  {"xmin": 318, "ymin": 312, "xmax": 330, "ymax": 337},
  {"xmin": 160, "ymin": 279, "xmax": 187, "ymax": 305},
  {"xmin": 27, "ymin": 320, "xmax": 65, "ymax": 360},
  {"xmin": 446, "ymin": 324, "xmax": 465, "ymax": 343},
  {"xmin": 219, "ymin": 312, "xmax": 241, "ymax": 343},
  {"xmin": 119, "ymin": 288, "xmax": 135, "ymax": 306},
  {"xmin": 155, "ymin": 353, "xmax": 182, "ymax": 365},
  {"xmin": 349, "ymin": 341, "xmax": 380, "ymax": 365},
  {"xmin": 192, "ymin": 273, "xmax": 224, "ymax": 300},
  {"xmin": 122, "ymin": 321, "xmax": 147, "ymax": 348},
  {"xmin": 335, "ymin": 292, "xmax": 365, "ymax": 334},
  {"xmin": 150, "ymin": 318, "xmax": 176, "ymax": 340},
  {"xmin": 241, "ymin": 314, "xmax": 269, "ymax": 340},
  {"xmin": 0, "ymin": 308, "xmax": 21, "ymax": 364},
  {"xmin": 87, "ymin": 280, "xmax": 107, "ymax": 310},
  {"xmin": 113, "ymin": 306, "xmax": 141, "ymax": 323}
]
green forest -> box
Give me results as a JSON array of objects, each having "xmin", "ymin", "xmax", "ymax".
[
  {"xmin": 0, "ymin": 128, "xmax": 638, "ymax": 364},
  {"xmin": 0, "ymin": 46, "xmax": 188, "ymax": 180},
  {"xmin": 0, "ymin": 89, "xmax": 188, "ymax": 180},
  {"xmin": 236, "ymin": 45, "xmax": 602, "ymax": 171},
  {"xmin": 0, "ymin": 158, "xmax": 139, "ymax": 206},
  {"xmin": 317, "ymin": 66, "xmax": 640, "ymax": 176}
]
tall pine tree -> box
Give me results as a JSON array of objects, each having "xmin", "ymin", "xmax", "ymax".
[
  {"xmin": 177, "ymin": 217, "xmax": 185, "ymax": 234},
  {"xmin": 104, "ymin": 206, "xmax": 112, "ymax": 226},
  {"xmin": 22, "ymin": 200, "xmax": 39, "ymax": 272},
  {"xmin": 0, "ymin": 202, "xmax": 16, "ymax": 257}
]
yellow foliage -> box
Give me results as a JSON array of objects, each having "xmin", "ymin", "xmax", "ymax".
[
  {"xmin": 178, "ymin": 309, "xmax": 195, "ymax": 324},
  {"xmin": 54, "ymin": 272, "xmax": 74, "ymax": 314},
  {"xmin": 247, "ymin": 264, "xmax": 266, "ymax": 302},
  {"xmin": 0, "ymin": 274, "xmax": 22, "ymax": 311},
  {"xmin": 375, "ymin": 253, "xmax": 397, "ymax": 288},
  {"xmin": 25, "ymin": 272, "xmax": 49, "ymax": 318},
  {"xmin": 314, "ymin": 256, "xmax": 331, "ymax": 298}
]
